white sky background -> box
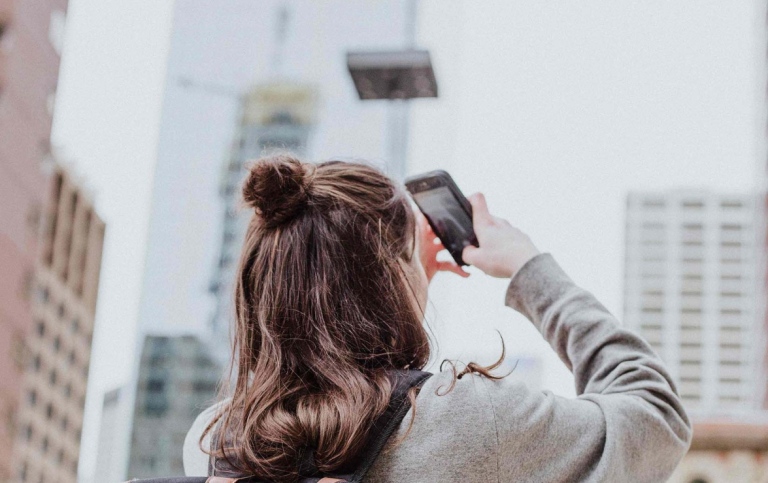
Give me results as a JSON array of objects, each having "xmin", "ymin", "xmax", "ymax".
[{"xmin": 50, "ymin": 1, "xmax": 764, "ymax": 481}]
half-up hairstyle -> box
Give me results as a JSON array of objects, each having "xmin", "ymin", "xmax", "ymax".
[{"xmin": 202, "ymin": 154, "xmax": 428, "ymax": 482}]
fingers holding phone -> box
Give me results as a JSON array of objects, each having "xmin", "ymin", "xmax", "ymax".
[
  {"xmin": 461, "ymin": 193, "xmax": 540, "ymax": 279},
  {"xmin": 415, "ymin": 212, "xmax": 469, "ymax": 283},
  {"xmin": 405, "ymin": 170, "xmax": 478, "ymax": 266},
  {"xmin": 405, "ymin": 170, "xmax": 538, "ymax": 280}
]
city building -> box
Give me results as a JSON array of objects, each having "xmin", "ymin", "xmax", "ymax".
[
  {"xmin": 125, "ymin": 335, "xmax": 221, "ymax": 479},
  {"xmin": 0, "ymin": 0, "xmax": 69, "ymax": 478},
  {"xmin": 624, "ymin": 190, "xmax": 764, "ymax": 416},
  {"xmin": 667, "ymin": 418, "xmax": 768, "ymax": 483},
  {"xmin": 11, "ymin": 163, "xmax": 105, "ymax": 483},
  {"xmin": 208, "ymin": 82, "xmax": 316, "ymax": 368}
]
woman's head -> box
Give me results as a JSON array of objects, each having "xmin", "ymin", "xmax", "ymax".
[{"xmin": 205, "ymin": 154, "xmax": 430, "ymax": 481}]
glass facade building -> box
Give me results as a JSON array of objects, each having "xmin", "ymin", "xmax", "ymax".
[{"xmin": 126, "ymin": 335, "xmax": 221, "ymax": 479}]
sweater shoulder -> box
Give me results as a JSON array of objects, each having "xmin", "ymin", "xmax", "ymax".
[
  {"xmin": 183, "ymin": 399, "xmax": 228, "ymax": 476},
  {"xmin": 406, "ymin": 368, "xmax": 537, "ymax": 441}
]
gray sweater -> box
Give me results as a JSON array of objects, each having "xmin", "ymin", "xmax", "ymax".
[{"xmin": 183, "ymin": 253, "xmax": 692, "ymax": 482}]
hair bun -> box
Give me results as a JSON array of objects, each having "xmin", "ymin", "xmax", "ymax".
[{"xmin": 243, "ymin": 155, "xmax": 310, "ymax": 228}]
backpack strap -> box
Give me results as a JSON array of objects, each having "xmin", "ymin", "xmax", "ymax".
[
  {"xmin": 209, "ymin": 369, "xmax": 432, "ymax": 483},
  {"xmin": 345, "ymin": 369, "xmax": 431, "ymax": 482}
]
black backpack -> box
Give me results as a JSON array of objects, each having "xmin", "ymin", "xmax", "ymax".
[{"xmin": 128, "ymin": 370, "xmax": 431, "ymax": 483}]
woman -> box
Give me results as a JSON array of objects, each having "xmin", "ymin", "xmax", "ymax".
[{"xmin": 183, "ymin": 155, "xmax": 691, "ymax": 482}]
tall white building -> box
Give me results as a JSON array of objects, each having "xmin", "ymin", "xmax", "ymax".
[
  {"xmin": 624, "ymin": 190, "xmax": 765, "ymax": 416},
  {"xmin": 208, "ymin": 83, "xmax": 316, "ymax": 368}
]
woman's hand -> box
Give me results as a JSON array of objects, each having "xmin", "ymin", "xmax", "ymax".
[
  {"xmin": 416, "ymin": 213, "xmax": 469, "ymax": 283},
  {"xmin": 462, "ymin": 193, "xmax": 540, "ymax": 279}
]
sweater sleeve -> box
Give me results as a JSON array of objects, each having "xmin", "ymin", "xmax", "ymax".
[{"xmin": 487, "ymin": 253, "xmax": 692, "ymax": 482}]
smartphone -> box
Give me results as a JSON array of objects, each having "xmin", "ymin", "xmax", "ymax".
[{"xmin": 405, "ymin": 170, "xmax": 478, "ymax": 266}]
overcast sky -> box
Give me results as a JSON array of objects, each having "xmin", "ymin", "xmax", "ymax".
[{"xmin": 51, "ymin": 1, "xmax": 765, "ymax": 481}]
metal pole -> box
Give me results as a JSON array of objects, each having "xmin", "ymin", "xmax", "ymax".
[
  {"xmin": 388, "ymin": 0, "xmax": 417, "ymax": 181},
  {"xmin": 388, "ymin": 100, "xmax": 408, "ymax": 181}
]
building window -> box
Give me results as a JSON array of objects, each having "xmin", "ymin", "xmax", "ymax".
[
  {"xmin": 36, "ymin": 320, "xmax": 45, "ymax": 337},
  {"xmin": 192, "ymin": 381, "xmax": 217, "ymax": 393},
  {"xmin": 642, "ymin": 199, "xmax": 665, "ymax": 208},
  {"xmin": 28, "ymin": 390, "xmax": 37, "ymax": 406},
  {"xmin": 146, "ymin": 379, "xmax": 165, "ymax": 392},
  {"xmin": 719, "ymin": 377, "xmax": 741, "ymax": 384},
  {"xmin": 144, "ymin": 395, "xmax": 169, "ymax": 417},
  {"xmin": 37, "ymin": 286, "xmax": 50, "ymax": 303},
  {"xmin": 681, "ymin": 200, "xmax": 704, "ymax": 209}
]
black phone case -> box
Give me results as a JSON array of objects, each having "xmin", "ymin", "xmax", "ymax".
[{"xmin": 405, "ymin": 170, "xmax": 478, "ymax": 266}]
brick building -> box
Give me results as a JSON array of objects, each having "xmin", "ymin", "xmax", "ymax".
[
  {"xmin": 11, "ymin": 164, "xmax": 105, "ymax": 483},
  {"xmin": 0, "ymin": 0, "xmax": 69, "ymax": 479}
]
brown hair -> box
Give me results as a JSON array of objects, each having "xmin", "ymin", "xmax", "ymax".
[{"xmin": 202, "ymin": 154, "xmax": 429, "ymax": 482}]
